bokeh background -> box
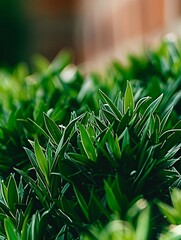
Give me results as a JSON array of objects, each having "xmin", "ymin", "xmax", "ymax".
[{"xmin": 0, "ymin": 0, "xmax": 181, "ymax": 70}]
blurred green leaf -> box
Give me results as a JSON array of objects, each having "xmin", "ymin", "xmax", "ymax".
[{"xmin": 4, "ymin": 218, "xmax": 19, "ymax": 240}]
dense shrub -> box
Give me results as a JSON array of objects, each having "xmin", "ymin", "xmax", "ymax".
[{"xmin": 0, "ymin": 38, "xmax": 180, "ymax": 239}]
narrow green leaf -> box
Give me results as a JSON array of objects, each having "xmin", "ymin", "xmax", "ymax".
[
  {"xmin": 67, "ymin": 153, "xmax": 91, "ymax": 165},
  {"xmin": 33, "ymin": 99, "xmax": 45, "ymax": 124},
  {"xmin": 171, "ymin": 188, "xmax": 181, "ymax": 216},
  {"xmin": 124, "ymin": 81, "xmax": 134, "ymax": 114},
  {"xmin": 28, "ymin": 118, "xmax": 50, "ymax": 140},
  {"xmin": 78, "ymin": 123, "xmax": 96, "ymax": 161},
  {"xmin": 135, "ymin": 94, "xmax": 163, "ymax": 134},
  {"xmin": 38, "ymin": 210, "xmax": 50, "ymax": 239},
  {"xmin": 4, "ymin": 218, "xmax": 19, "ymax": 240},
  {"xmin": 24, "ymin": 147, "xmax": 49, "ymax": 190},
  {"xmin": 157, "ymin": 202, "xmax": 180, "ymax": 224},
  {"xmin": 111, "ymin": 134, "xmax": 122, "ymax": 160},
  {"xmin": 7, "ymin": 174, "xmax": 18, "ymax": 213},
  {"xmin": 46, "ymin": 141, "xmax": 54, "ymax": 170},
  {"xmin": 116, "ymin": 110, "xmax": 131, "ymax": 135},
  {"xmin": 122, "ymin": 127, "xmax": 130, "ymax": 150},
  {"xmin": 34, "ymin": 140, "xmax": 49, "ymax": 185},
  {"xmin": 160, "ymin": 106, "xmax": 173, "ymax": 133},
  {"xmin": 21, "ymin": 200, "xmax": 33, "ymax": 240},
  {"xmin": 88, "ymin": 189, "xmax": 110, "ymax": 221},
  {"xmin": 136, "ymin": 203, "xmax": 150, "ymax": 240},
  {"xmin": 104, "ymin": 180, "xmax": 121, "ymax": 214},
  {"xmin": 101, "ymin": 108, "xmax": 118, "ymax": 123},
  {"xmin": 0, "ymin": 182, "xmax": 8, "ymax": 205},
  {"xmin": 96, "ymin": 140, "xmax": 114, "ymax": 167},
  {"xmin": 24, "ymin": 147, "xmax": 39, "ymax": 171},
  {"xmin": 99, "ymin": 89, "xmax": 122, "ymax": 119},
  {"xmin": 43, "ymin": 113, "xmax": 62, "ymax": 144},
  {"xmin": 73, "ymin": 186, "xmax": 89, "ymax": 221},
  {"xmin": 94, "ymin": 115, "xmax": 107, "ymax": 131},
  {"xmin": 53, "ymin": 138, "xmax": 69, "ymax": 172},
  {"xmin": 28, "ymin": 212, "xmax": 40, "ymax": 240},
  {"xmin": 160, "ymin": 129, "xmax": 181, "ymax": 141},
  {"xmin": 114, "ymin": 91, "xmax": 122, "ymax": 110},
  {"xmin": 152, "ymin": 114, "xmax": 160, "ymax": 143},
  {"xmin": 134, "ymin": 96, "xmax": 151, "ymax": 113},
  {"xmin": 134, "ymin": 145, "xmax": 156, "ymax": 188}
]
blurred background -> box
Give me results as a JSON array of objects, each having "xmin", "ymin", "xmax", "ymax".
[{"xmin": 0, "ymin": 0, "xmax": 181, "ymax": 70}]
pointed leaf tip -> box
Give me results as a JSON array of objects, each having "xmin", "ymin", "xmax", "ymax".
[{"xmin": 124, "ymin": 81, "xmax": 134, "ymax": 114}]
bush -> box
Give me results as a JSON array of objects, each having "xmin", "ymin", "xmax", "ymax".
[{"xmin": 0, "ymin": 38, "xmax": 180, "ymax": 239}]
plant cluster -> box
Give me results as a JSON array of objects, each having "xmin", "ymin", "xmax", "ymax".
[{"xmin": 0, "ymin": 38, "xmax": 180, "ymax": 239}]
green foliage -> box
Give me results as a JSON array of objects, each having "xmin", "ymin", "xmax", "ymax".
[
  {"xmin": 0, "ymin": 50, "xmax": 84, "ymax": 178},
  {"xmin": 0, "ymin": 38, "xmax": 180, "ymax": 239},
  {"xmin": 157, "ymin": 188, "xmax": 181, "ymax": 240},
  {"xmin": 107, "ymin": 37, "xmax": 181, "ymax": 120},
  {"xmin": 2, "ymin": 85, "xmax": 178, "ymax": 239},
  {"xmin": 157, "ymin": 188, "xmax": 181, "ymax": 225},
  {"xmin": 82, "ymin": 199, "xmax": 150, "ymax": 240}
]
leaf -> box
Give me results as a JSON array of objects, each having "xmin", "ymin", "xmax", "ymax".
[
  {"xmin": 104, "ymin": 180, "xmax": 122, "ymax": 215},
  {"xmin": 99, "ymin": 90, "xmax": 122, "ymax": 119},
  {"xmin": 135, "ymin": 202, "xmax": 150, "ymax": 240},
  {"xmin": 116, "ymin": 110, "xmax": 131, "ymax": 136},
  {"xmin": 34, "ymin": 140, "xmax": 49, "ymax": 185},
  {"xmin": 101, "ymin": 108, "xmax": 118, "ymax": 123},
  {"xmin": 33, "ymin": 99, "xmax": 45, "ymax": 124},
  {"xmin": 38, "ymin": 210, "xmax": 51, "ymax": 239},
  {"xmin": 73, "ymin": 186, "xmax": 89, "ymax": 221},
  {"xmin": 24, "ymin": 147, "xmax": 39, "ymax": 172},
  {"xmin": 88, "ymin": 188, "xmax": 110, "ymax": 221},
  {"xmin": 4, "ymin": 218, "xmax": 19, "ymax": 240},
  {"xmin": 160, "ymin": 130, "xmax": 181, "ymax": 152},
  {"xmin": 49, "ymin": 50, "xmax": 72, "ymax": 75},
  {"xmin": 7, "ymin": 174, "xmax": 18, "ymax": 213},
  {"xmin": 171, "ymin": 188, "xmax": 181, "ymax": 217},
  {"xmin": 67, "ymin": 153, "xmax": 92, "ymax": 165},
  {"xmin": 78, "ymin": 123, "xmax": 96, "ymax": 162},
  {"xmin": 124, "ymin": 81, "xmax": 134, "ymax": 114},
  {"xmin": 134, "ymin": 96, "xmax": 151, "ymax": 113},
  {"xmin": 28, "ymin": 118, "xmax": 50, "ymax": 140},
  {"xmin": 160, "ymin": 129, "xmax": 181, "ymax": 141},
  {"xmin": 27, "ymin": 212, "xmax": 40, "ymax": 240},
  {"xmin": 160, "ymin": 106, "xmax": 173, "ymax": 133},
  {"xmin": 94, "ymin": 115, "xmax": 107, "ymax": 131},
  {"xmin": 157, "ymin": 202, "xmax": 181, "ymax": 224},
  {"xmin": 135, "ymin": 94, "xmax": 163, "ymax": 135},
  {"xmin": 122, "ymin": 127, "xmax": 130, "ymax": 150},
  {"xmin": 21, "ymin": 200, "xmax": 33, "ymax": 240},
  {"xmin": 0, "ymin": 182, "xmax": 8, "ymax": 205},
  {"xmin": 43, "ymin": 113, "xmax": 62, "ymax": 144},
  {"xmin": 109, "ymin": 134, "xmax": 122, "ymax": 160}
]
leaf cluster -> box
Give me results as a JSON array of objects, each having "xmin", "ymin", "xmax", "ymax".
[{"xmin": 0, "ymin": 38, "xmax": 180, "ymax": 239}]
